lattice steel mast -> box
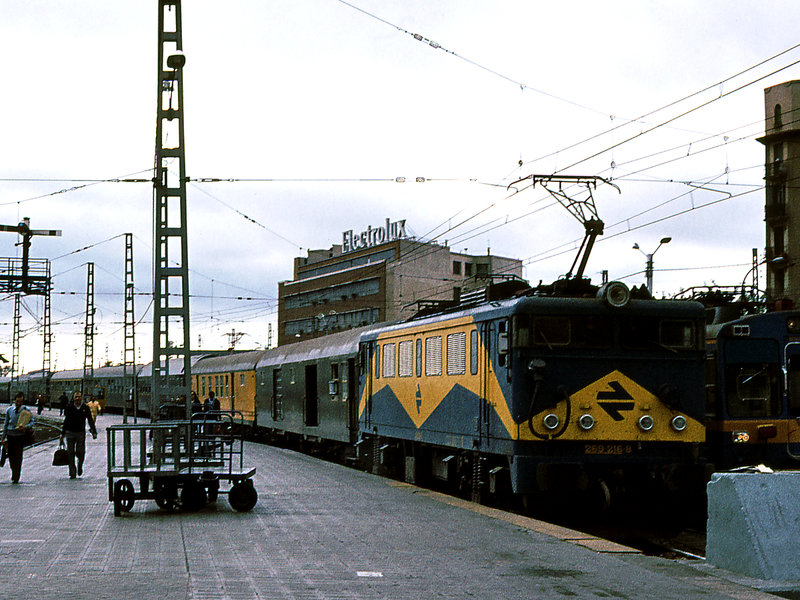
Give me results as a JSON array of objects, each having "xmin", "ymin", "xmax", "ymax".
[
  {"xmin": 42, "ymin": 260, "xmax": 52, "ymax": 400},
  {"xmin": 153, "ymin": 0, "xmax": 191, "ymax": 417},
  {"xmin": 83, "ymin": 262, "xmax": 95, "ymax": 395},
  {"xmin": 123, "ymin": 233, "xmax": 137, "ymax": 422}
]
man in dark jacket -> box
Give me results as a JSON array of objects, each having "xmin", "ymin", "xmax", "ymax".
[{"xmin": 60, "ymin": 391, "xmax": 97, "ymax": 479}]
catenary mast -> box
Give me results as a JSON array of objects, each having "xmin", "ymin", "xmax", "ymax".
[{"xmin": 152, "ymin": 0, "xmax": 191, "ymax": 418}]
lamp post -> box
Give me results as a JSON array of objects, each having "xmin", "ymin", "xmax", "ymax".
[{"xmin": 633, "ymin": 237, "xmax": 671, "ymax": 293}]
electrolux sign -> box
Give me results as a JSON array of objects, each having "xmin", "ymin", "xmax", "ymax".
[{"xmin": 342, "ymin": 218, "xmax": 407, "ymax": 253}]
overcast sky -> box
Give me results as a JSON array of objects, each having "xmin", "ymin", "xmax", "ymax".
[{"xmin": 1, "ymin": 1, "xmax": 798, "ymax": 373}]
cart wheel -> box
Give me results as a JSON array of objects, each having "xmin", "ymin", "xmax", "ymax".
[
  {"xmin": 113, "ymin": 479, "xmax": 135, "ymax": 516},
  {"xmin": 155, "ymin": 479, "xmax": 178, "ymax": 512},
  {"xmin": 204, "ymin": 474, "xmax": 220, "ymax": 503},
  {"xmin": 181, "ymin": 478, "xmax": 207, "ymax": 512},
  {"xmin": 228, "ymin": 479, "xmax": 258, "ymax": 512}
]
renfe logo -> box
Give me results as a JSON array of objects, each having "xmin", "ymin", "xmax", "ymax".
[{"xmin": 342, "ymin": 218, "xmax": 407, "ymax": 253}]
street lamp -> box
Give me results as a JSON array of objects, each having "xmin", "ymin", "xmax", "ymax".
[{"xmin": 633, "ymin": 237, "xmax": 671, "ymax": 293}]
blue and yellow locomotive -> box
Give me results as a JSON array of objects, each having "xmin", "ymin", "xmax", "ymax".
[
  {"xmin": 359, "ymin": 281, "xmax": 707, "ymax": 505},
  {"xmin": 706, "ymin": 309, "xmax": 800, "ymax": 469}
]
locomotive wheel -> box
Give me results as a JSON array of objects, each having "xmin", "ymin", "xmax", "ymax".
[
  {"xmin": 113, "ymin": 479, "xmax": 135, "ymax": 516},
  {"xmin": 228, "ymin": 479, "xmax": 258, "ymax": 512},
  {"xmin": 154, "ymin": 479, "xmax": 178, "ymax": 512},
  {"xmin": 181, "ymin": 478, "xmax": 207, "ymax": 512}
]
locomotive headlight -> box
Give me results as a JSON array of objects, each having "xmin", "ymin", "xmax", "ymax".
[
  {"xmin": 671, "ymin": 415, "xmax": 687, "ymax": 432},
  {"xmin": 597, "ymin": 281, "xmax": 630, "ymax": 309},
  {"xmin": 788, "ymin": 317, "xmax": 800, "ymax": 333},
  {"xmin": 543, "ymin": 413, "xmax": 560, "ymax": 430},
  {"xmin": 638, "ymin": 415, "xmax": 654, "ymax": 431},
  {"xmin": 578, "ymin": 414, "xmax": 595, "ymax": 430}
]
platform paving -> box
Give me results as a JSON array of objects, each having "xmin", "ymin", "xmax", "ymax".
[{"xmin": 0, "ymin": 414, "xmax": 796, "ymax": 599}]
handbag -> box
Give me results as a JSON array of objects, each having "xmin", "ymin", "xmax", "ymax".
[{"xmin": 52, "ymin": 442, "xmax": 69, "ymax": 467}]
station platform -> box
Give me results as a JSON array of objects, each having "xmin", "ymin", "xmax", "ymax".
[{"xmin": 0, "ymin": 414, "xmax": 796, "ymax": 600}]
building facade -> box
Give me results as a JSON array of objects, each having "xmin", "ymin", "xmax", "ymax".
[
  {"xmin": 277, "ymin": 220, "xmax": 523, "ymax": 345},
  {"xmin": 759, "ymin": 80, "xmax": 800, "ymax": 308}
]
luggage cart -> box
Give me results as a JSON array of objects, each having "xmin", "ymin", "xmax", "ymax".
[{"xmin": 106, "ymin": 411, "xmax": 258, "ymax": 516}]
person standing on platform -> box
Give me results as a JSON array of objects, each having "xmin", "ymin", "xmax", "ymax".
[
  {"xmin": 1, "ymin": 392, "xmax": 34, "ymax": 484},
  {"xmin": 58, "ymin": 391, "xmax": 68, "ymax": 416},
  {"xmin": 60, "ymin": 391, "xmax": 97, "ymax": 479},
  {"xmin": 36, "ymin": 393, "xmax": 45, "ymax": 415},
  {"xmin": 191, "ymin": 391, "xmax": 202, "ymax": 415},
  {"xmin": 205, "ymin": 390, "xmax": 220, "ymax": 413}
]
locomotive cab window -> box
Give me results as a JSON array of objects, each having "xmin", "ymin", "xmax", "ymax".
[
  {"xmin": 725, "ymin": 363, "xmax": 780, "ymax": 418},
  {"xmin": 621, "ymin": 318, "xmax": 696, "ymax": 350},
  {"xmin": 497, "ymin": 321, "xmax": 509, "ymax": 367},
  {"xmin": 787, "ymin": 355, "xmax": 800, "ymax": 416},
  {"xmin": 515, "ymin": 315, "xmax": 611, "ymax": 348}
]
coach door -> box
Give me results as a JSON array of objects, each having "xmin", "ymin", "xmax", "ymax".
[
  {"xmin": 359, "ymin": 342, "xmax": 374, "ymax": 429},
  {"xmin": 305, "ymin": 364, "xmax": 319, "ymax": 427},
  {"xmin": 785, "ymin": 343, "xmax": 800, "ymax": 418},
  {"xmin": 347, "ymin": 358, "xmax": 358, "ymax": 442}
]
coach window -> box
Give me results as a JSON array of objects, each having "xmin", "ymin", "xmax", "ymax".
[
  {"xmin": 416, "ymin": 338, "xmax": 422, "ymax": 377},
  {"xmin": 329, "ymin": 363, "xmax": 340, "ymax": 396},
  {"xmin": 399, "ymin": 340, "xmax": 413, "ymax": 377},
  {"xmin": 375, "ymin": 344, "xmax": 381, "ymax": 379},
  {"xmin": 425, "ymin": 336, "xmax": 443, "ymax": 376},
  {"xmin": 341, "ymin": 362, "xmax": 349, "ymax": 401},
  {"xmin": 383, "ymin": 343, "xmax": 396, "ymax": 378},
  {"xmin": 201, "ymin": 377, "xmax": 206, "ymax": 397},
  {"xmin": 240, "ymin": 374, "xmax": 245, "ymax": 387}
]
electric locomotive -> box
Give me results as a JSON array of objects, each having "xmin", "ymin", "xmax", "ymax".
[
  {"xmin": 359, "ymin": 279, "xmax": 707, "ymax": 506},
  {"xmin": 706, "ymin": 310, "xmax": 800, "ymax": 469}
]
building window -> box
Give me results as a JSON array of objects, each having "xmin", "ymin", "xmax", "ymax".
[
  {"xmin": 476, "ymin": 263, "xmax": 489, "ymax": 277},
  {"xmin": 453, "ymin": 261, "xmax": 462, "ymax": 275},
  {"xmin": 383, "ymin": 343, "xmax": 396, "ymax": 378},
  {"xmin": 425, "ymin": 336, "xmax": 442, "ymax": 376},
  {"xmin": 465, "ymin": 263, "xmax": 473, "ymax": 277},
  {"xmin": 399, "ymin": 340, "xmax": 413, "ymax": 377},
  {"xmin": 775, "ymin": 104, "xmax": 783, "ymax": 128},
  {"xmin": 447, "ymin": 332, "xmax": 466, "ymax": 375}
]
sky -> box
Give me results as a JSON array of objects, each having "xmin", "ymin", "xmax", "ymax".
[{"xmin": 0, "ymin": 0, "xmax": 798, "ymax": 373}]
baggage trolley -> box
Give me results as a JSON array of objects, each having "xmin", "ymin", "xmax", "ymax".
[{"xmin": 106, "ymin": 411, "xmax": 257, "ymax": 515}]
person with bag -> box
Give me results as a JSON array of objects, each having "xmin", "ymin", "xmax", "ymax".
[
  {"xmin": 1, "ymin": 392, "xmax": 34, "ymax": 484},
  {"xmin": 59, "ymin": 391, "xmax": 97, "ymax": 479}
]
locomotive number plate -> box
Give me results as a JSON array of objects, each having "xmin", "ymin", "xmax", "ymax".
[{"xmin": 584, "ymin": 443, "xmax": 633, "ymax": 455}]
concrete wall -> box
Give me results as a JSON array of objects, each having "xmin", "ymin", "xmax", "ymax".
[{"xmin": 706, "ymin": 471, "xmax": 800, "ymax": 581}]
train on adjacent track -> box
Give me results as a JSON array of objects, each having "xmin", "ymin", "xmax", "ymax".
[{"xmin": 8, "ymin": 279, "xmax": 800, "ymax": 507}]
